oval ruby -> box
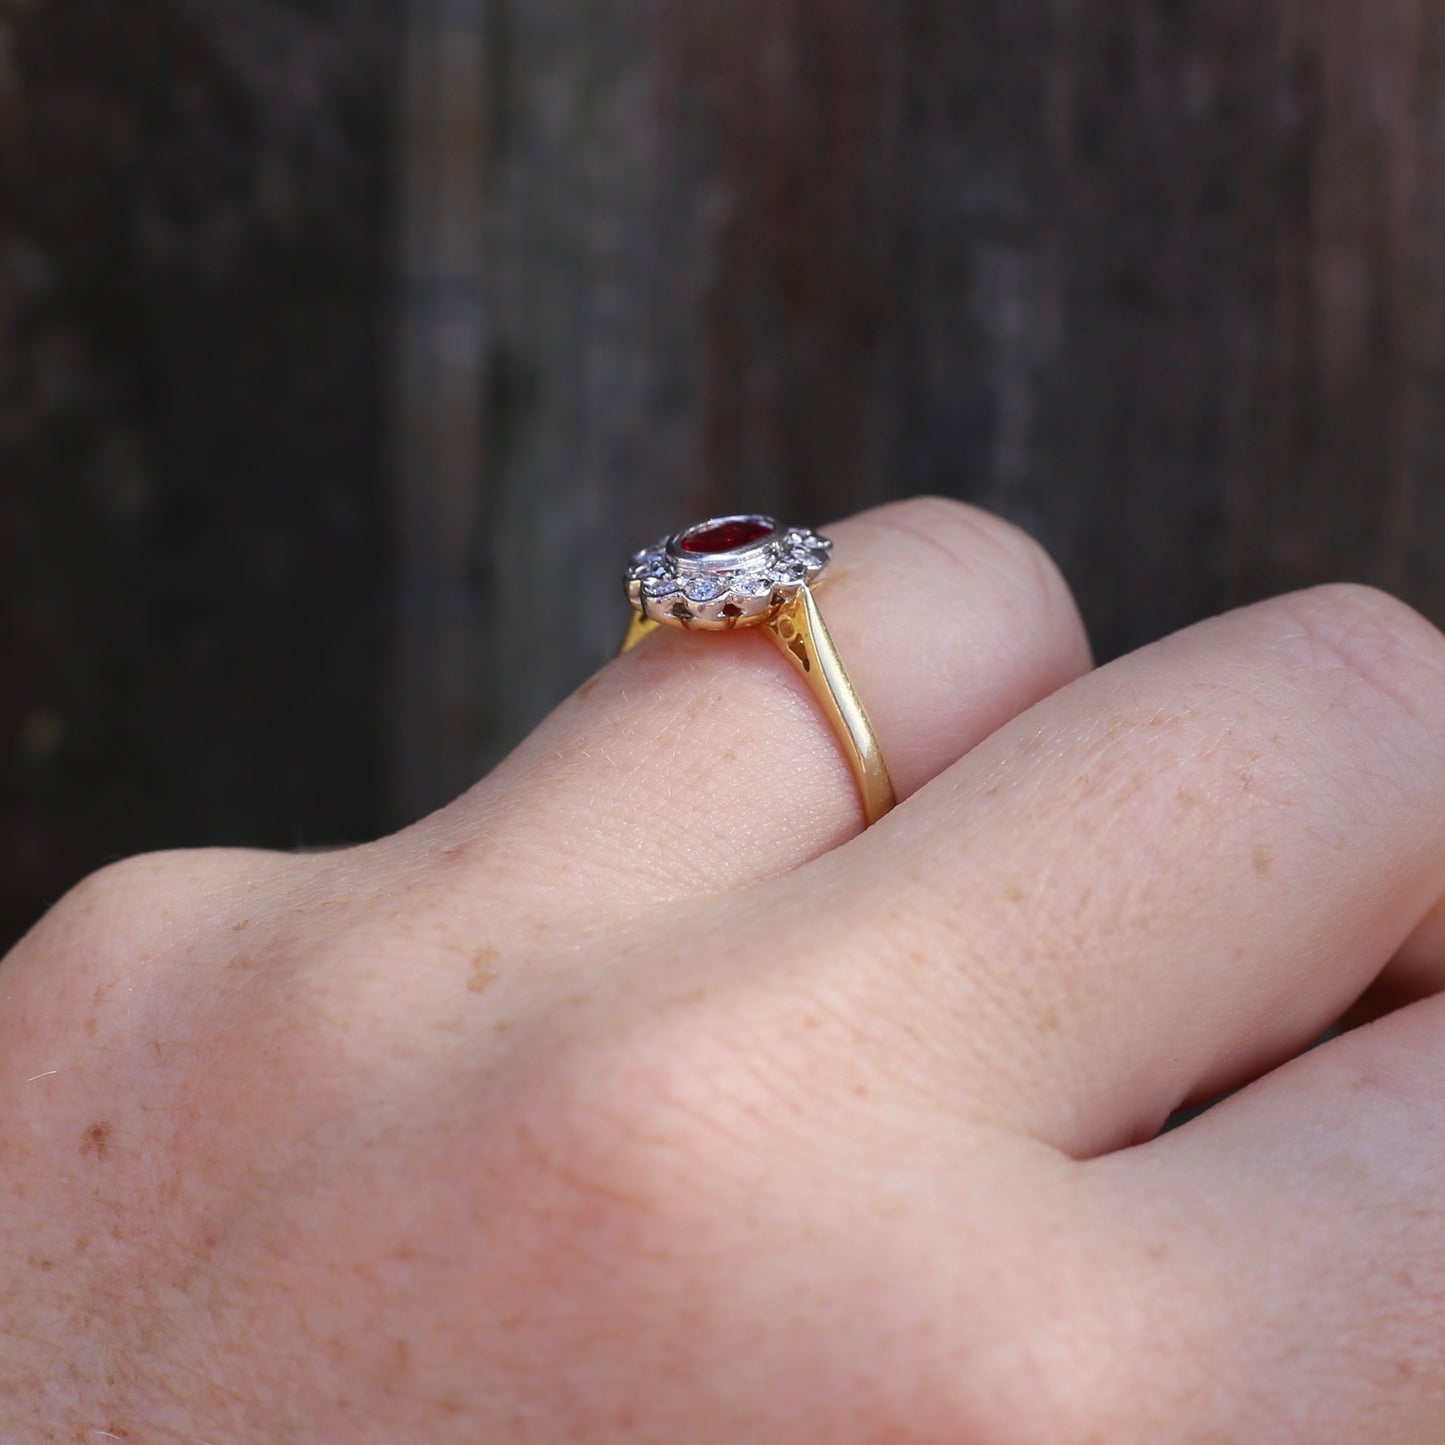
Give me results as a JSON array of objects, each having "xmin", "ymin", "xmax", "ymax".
[{"xmin": 678, "ymin": 517, "xmax": 774, "ymax": 554}]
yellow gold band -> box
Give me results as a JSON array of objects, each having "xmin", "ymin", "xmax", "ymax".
[{"xmin": 619, "ymin": 583, "xmax": 895, "ymax": 826}]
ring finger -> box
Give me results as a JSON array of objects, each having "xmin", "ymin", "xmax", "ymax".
[{"xmin": 402, "ymin": 497, "xmax": 1094, "ymax": 923}]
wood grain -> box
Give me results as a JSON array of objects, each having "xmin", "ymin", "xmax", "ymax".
[
  {"xmin": 0, "ymin": 0, "xmax": 394, "ymax": 944},
  {"xmin": 477, "ymin": 0, "xmax": 1445, "ymax": 778}
]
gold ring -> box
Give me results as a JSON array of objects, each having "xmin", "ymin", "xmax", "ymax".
[{"xmin": 620, "ymin": 514, "xmax": 896, "ymax": 825}]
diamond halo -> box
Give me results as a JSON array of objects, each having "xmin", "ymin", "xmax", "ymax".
[{"xmin": 625, "ymin": 514, "xmax": 833, "ymax": 629}]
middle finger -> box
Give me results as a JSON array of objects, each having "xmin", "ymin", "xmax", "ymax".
[{"xmin": 796, "ymin": 582, "xmax": 1445, "ymax": 1156}]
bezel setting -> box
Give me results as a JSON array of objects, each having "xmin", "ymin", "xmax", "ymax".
[{"xmin": 626, "ymin": 514, "xmax": 832, "ymax": 629}]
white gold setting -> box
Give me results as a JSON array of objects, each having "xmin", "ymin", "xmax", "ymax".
[{"xmin": 625, "ymin": 514, "xmax": 833, "ymax": 629}]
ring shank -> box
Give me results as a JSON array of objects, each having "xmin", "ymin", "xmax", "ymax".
[{"xmin": 618, "ymin": 586, "xmax": 896, "ymax": 826}]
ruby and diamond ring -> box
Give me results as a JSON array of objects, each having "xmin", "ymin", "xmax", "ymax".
[
  {"xmin": 625, "ymin": 515, "xmax": 833, "ymax": 630},
  {"xmin": 619, "ymin": 513, "xmax": 895, "ymax": 826}
]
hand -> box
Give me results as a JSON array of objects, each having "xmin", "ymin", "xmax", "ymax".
[{"xmin": 5, "ymin": 496, "xmax": 1445, "ymax": 1442}]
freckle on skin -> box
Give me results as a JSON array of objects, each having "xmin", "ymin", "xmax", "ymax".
[
  {"xmin": 1039, "ymin": 1007, "xmax": 1061, "ymax": 1033},
  {"xmin": 81, "ymin": 1122, "xmax": 112, "ymax": 1159},
  {"xmin": 1252, "ymin": 844, "xmax": 1273, "ymax": 878},
  {"xmin": 468, "ymin": 945, "xmax": 500, "ymax": 993},
  {"xmin": 1003, "ymin": 883, "xmax": 1024, "ymax": 903},
  {"xmin": 232, "ymin": 918, "xmax": 250, "ymax": 933}
]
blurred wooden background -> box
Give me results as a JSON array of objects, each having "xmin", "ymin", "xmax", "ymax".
[{"xmin": 2, "ymin": 0, "xmax": 1443, "ymax": 949}]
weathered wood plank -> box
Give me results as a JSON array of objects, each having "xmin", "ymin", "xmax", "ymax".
[
  {"xmin": 477, "ymin": 0, "xmax": 1445, "ymax": 768},
  {"xmin": 0, "ymin": 0, "xmax": 395, "ymax": 944}
]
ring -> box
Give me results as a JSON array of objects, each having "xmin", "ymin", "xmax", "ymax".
[{"xmin": 620, "ymin": 514, "xmax": 896, "ymax": 825}]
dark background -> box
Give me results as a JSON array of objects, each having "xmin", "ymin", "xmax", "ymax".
[{"xmin": 3, "ymin": 0, "xmax": 1442, "ymax": 951}]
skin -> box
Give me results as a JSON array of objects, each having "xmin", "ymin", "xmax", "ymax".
[{"xmin": 3, "ymin": 494, "xmax": 1445, "ymax": 1442}]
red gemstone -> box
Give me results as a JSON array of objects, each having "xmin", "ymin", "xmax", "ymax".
[{"xmin": 678, "ymin": 517, "xmax": 774, "ymax": 554}]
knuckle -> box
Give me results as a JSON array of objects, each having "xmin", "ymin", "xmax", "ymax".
[
  {"xmin": 47, "ymin": 851, "xmax": 198, "ymax": 942},
  {"xmin": 880, "ymin": 495, "xmax": 1051, "ymax": 583},
  {"xmin": 876, "ymin": 496, "xmax": 1089, "ymax": 663},
  {"xmin": 22, "ymin": 848, "xmax": 279, "ymax": 969},
  {"xmin": 1275, "ymin": 583, "xmax": 1445, "ymax": 733}
]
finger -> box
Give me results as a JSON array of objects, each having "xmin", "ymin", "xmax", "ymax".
[
  {"xmin": 801, "ymin": 582, "xmax": 1445, "ymax": 1155},
  {"xmin": 1077, "ymin": 992, "xmax": 1445, "ymax": 1441},
  {"xmin": 409, "ymin": 498, "xmax": 1092, "ymax": 919},
  {"xmin": 1339, "ymin": 892, "xmax": 1445, "ymax": 1026}
]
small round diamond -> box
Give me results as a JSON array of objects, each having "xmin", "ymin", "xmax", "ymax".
[
  {"xmin": 684, "ymin": 576, "xmax": 726, "ymax": 603},
  {"xmin": 733, "ymin": 573, "xmax": 774, "ymax": 597}
]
